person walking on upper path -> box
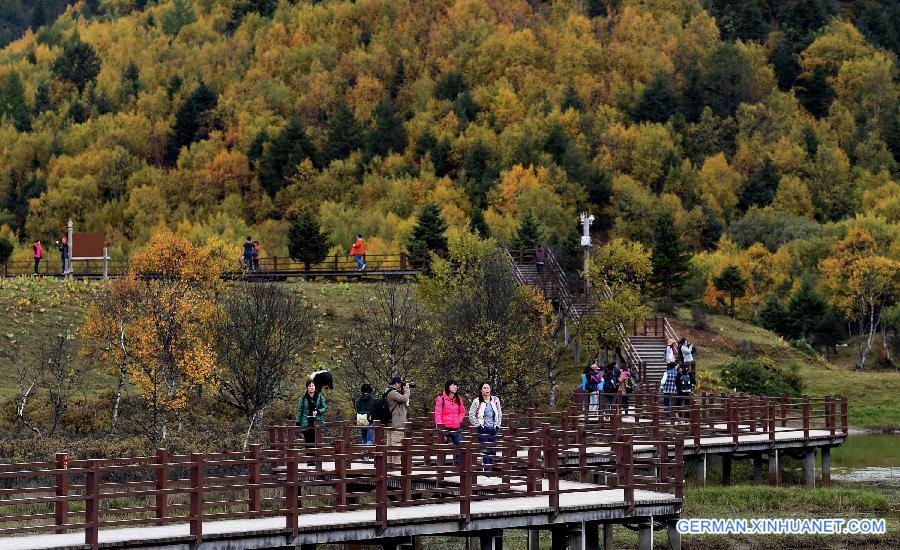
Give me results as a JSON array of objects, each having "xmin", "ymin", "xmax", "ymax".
[
  {"xmin": 296, "ymin": 380, "xmax": 327, "ymax": 466},
  {"xmin": 355, "ymin": 383, "xmax": 376, "ymax": 446},
  {"xmin": 32, "ymin": 240, "xmax": 42, "ymax": 275},
  {"xmin": 385, "ymin": 376, "xmax": 410, "ymax": 464},
  {"xmin": 659, "ymin": 362, "xmax": 678, "ymax": 416},
  {"xmin": 434, "ymin": 379, "xmax": 466, "ymax": 465},
  {"xmin": 349, "ymin": 234, "xmax": 366, "ymax": 271},
  {"xmin": 56, "ymin": 236, "xmax": 68, "ymax": 274},
  {"xmin": 243, "ymin": 236, "xmax": 255, "ymax": 272},
  {"xmin": 469, "ymin": 382, "xmax": 502, "ymax": 468},
  {"xmin": 534, "ymin": 244, "xmax": 546, "ymax": 277}
]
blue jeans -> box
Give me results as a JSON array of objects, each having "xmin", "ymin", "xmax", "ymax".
[
  {"xmin": 354, "ymin": 254, "xmax": 364, "ymax": 269},
  {"xmin": 244, "ymin": 255, "xmax": 254, "ymax": 271},
  {"xmin": 663, "ymin": 395, "xmax": 674, "ymax": 414},
  {"xmin": 442, "ymin": 429, "xmax": 462, "ymax": 465},
  {"xmin": 361, "ymin": 427, "xmax": 374, "ymax": 445},
  {"xmin": 478, "ymin": 426, "xmax": 497, "ymax": 466},
  {"xmin": 603, "ymin": 393, "xmax": 616, "ymax": 410}
]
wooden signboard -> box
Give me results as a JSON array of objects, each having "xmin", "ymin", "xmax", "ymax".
[{"xmin": 71, "ymin": 233, "xmax": 105, "ymax": 259}]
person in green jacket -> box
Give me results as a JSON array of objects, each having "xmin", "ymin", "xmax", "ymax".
[{"xmin": 296, "ymin": 380, "xmax": 327, "ymax": 465}]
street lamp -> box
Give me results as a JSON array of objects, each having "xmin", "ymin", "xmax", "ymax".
[{"xmin": 580, "ymin": 212, "xmax": 594, "ymax": 276}]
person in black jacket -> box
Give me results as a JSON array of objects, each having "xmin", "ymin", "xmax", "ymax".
[
  {"xmin": 675, "ymin": 364, "xmax": 696, "ymax": 418},
  {"xmin": 355, "ymin": 383, "xmax": 375, "ymax": 445},
  {"xmin": 56, "ymin": 236, "xmax": 69, "ymax": 274}
]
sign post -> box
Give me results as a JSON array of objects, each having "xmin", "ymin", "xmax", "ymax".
[
  {"xmin": 66, "ymin": 220, "xmax": 73, "ymax": 278},
  {"xmin": 69, "ymin": 222, "xmax": 107, "ymax": 279}
]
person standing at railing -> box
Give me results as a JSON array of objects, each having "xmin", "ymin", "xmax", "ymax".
[
  {"xmin": 675, "ymin": 363, "xmax": 695, "ymax": 417},
  {"xmin": 355, "ymin": 383, "xmax": 376, "ymax": 446},
  {"xmin": 56, "ymin": 236, "xmax": 68, "ymax": 274},
  {"xmin": 385, "ymin": 376, "xmax": 410, "ymax": 464},
  {"xmin": 242, "ymin": 236, "xmax": 255, "ymax": 272},
  {"xmin": 349, "ymin": 234, "xmax": 366, "ymax": 271},
  {"xmin": 601, "ymin": 362, "xmax": 621, "ymax": 410},
  {"xmin": 618, "ymin": 365, "xmax": 636, "ymax": 414},
  {"xmin": 296, "ymin": 380, "xmax": 327, "ymax": 466},
  {"xmin": 468, "ymin": 382, "xmax": 502, "ymax": 469},
  {"xmin": 252, "ymin": 241, "xmax": 261, "ymax": 271},
  {"xmin": 585, "ymin": 362, "xmax": 602, "ymax": 413},
  {"xmin": 659, "ymin": 362, "xmax": 678, "ymax": 416},
  {"xmin": 434, "ymin": 380, "xmax": 466, "ymax": 465},
  {"xmin": 32, "ymin": 240, "xmax": 42, "ymax": 274},
  {"xmin": 679, "ymin": 337, "xmax": 695, "ymax": 373}
]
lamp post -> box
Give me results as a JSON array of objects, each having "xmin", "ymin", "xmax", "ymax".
[{"xmin": 580, "ymin": 212, "xmax": 594, "ymax": 278}]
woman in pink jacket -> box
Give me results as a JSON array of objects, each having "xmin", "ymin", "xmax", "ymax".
[{"xmin": 434, "ymin": 380, "xmax": 466, "ymax": 465}]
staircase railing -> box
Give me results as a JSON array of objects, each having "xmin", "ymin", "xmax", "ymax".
[
  {"xmin": 598, "ymin": 282, "xmax": 645, "ymax": 382},
  {"xmin": 543, "ymin": 248, "xmax": 580, "ymax": 322}
]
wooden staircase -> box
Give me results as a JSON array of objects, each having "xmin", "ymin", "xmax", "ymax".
[{"xmin": 505, "ymin": 248, "xmax": 680, "ymax": 388}]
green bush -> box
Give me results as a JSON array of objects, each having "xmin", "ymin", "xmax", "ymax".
[
  {"xmin": 720, "ymin": 358, "xmax": 804, "ymax": 397},
  {"xmin": 0, "ymin": 237, "xmax": 13, "ymax": 267}
]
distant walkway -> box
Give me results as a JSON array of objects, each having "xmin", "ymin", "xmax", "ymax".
[{"xmin": 1, "ymin": 253, "xmax": 419, "ymax": 281}]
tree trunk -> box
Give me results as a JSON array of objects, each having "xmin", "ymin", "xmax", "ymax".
[
  {"xmin": 243, "ymin": 409, "xmax": 261, "ymax": 451},
  {"xmin": 111, "ymin": 365, "xmax": 126, "ymax": 431},
  {"xmin": 729, "ymin": 295, "xmax": 735, "ymax": 318}
]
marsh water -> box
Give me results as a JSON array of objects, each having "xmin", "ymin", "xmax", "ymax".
[{"xmin": 830, "ymin": 433, "xmax": 900, "ymax": 484}]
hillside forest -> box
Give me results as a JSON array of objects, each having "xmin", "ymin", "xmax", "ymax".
[{"xmin": 0, "ymin": 0, "xmax": 898, "ymax": 367}]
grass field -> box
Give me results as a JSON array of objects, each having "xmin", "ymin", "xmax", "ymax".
[{"xmin": 1, "ymin": 278, "xmax": 898, "ymax": 429}]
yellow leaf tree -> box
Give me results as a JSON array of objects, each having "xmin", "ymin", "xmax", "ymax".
[
  {"xmin": 82, "ymin": 231, "xmax": 222, "ymax": 444},
  {"xmin": 819, "ymin": 229, "xmax": 900, "ymax": 368}
]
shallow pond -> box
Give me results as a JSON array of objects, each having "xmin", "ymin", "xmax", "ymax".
[{"xmin": 830, "ymin": 433, "xmax": 900, "ymax": 484}]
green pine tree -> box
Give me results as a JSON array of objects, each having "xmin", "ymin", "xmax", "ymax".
[
  {"xmin": 463, "ymin": 140, "xmax": 495, "ymax": 207},
  {"xmin": 323, "ymin": 106, "xmax": 364, "ymax": 163},
  {"xmin": 561, "ymin": 83, "xmax": 584, "ymax": 111},
  {"xmin": 738, "ymin": 157, "xmax": 780, "ymax": 211},
  {"xmin": 713, "ymin": 265, "xmax": 747, "ymax": 318},
  {"xmin": 432, "ymin": 137, "xmax": 454, "ymax": 178},
  {"xmin": 259, "ymin": 118, "xmax": 318, "ymax": 195},
  {"xmin": 366, "ymin": 98, "xmax": 407, "ymax": 159},
  {"xmin": 510, "ymin": 210, "xmax": 544, "ymax": 253},
  {"xmin": 288, "ymin": 213, "xmax": 330, "ymax": 270},
  {"xmin": 0, "ymin": 237, "xmax": 13, "ymax": 271},
  {"xmin": 51, "ymin": 34, "xmax": 101, "ymax": 92},
  {"xmin": 407, "ymin": 203, "xmax": 448, "ymax": 268},
  {"xmin": 165, "ymin": 82, "xmax": 218, "ymax": 164},
  {"xmin": 650, "ymin": 212, "xmax": 690, "ymax": 298},
  {"xmin": 631, "ymin": 73, "xmax": 681, "ymax": 123},
  {"xmin": 161, "ymin": 0, "xmax": 196, "ymax": 36},
  {"xmin": 787, "ymin": 278, "xmax": 828, "ymax": 341},
  {"xmin": 120, "ymin": 62, "xmax": 141, "ymax": 102},
  {"xmin": 469, "ymin": 208, "xmax": 490, "ymax": 239},
  {"xmin": 0, "ymin": 71, "xmax": 30, "ymax": 131}
]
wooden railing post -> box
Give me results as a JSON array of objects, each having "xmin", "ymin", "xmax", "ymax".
[
  {"xmin": 459, "ymin": 443, "xmax": 472, "ymax": 522},
  {"xmin": 400, "ymin": 252, "xmax": 407, "ymax": 270},
  {"xmin": 84, "ymin": 459, "xmax": 100, "ymax": 549},
  {"xmin": 690, "ymin": 405, "xmax": 700, "ymax": 448},
  {"xmin": 190, "ymin": 453, "xmax": 204, "ymax": 544},
  {"xmin": 376, "ymin": 446, "xmax": 388, "ymax": 529},
  {"xmin": 334, "ymin": 253, "xmax": 339, "ymax": 270},
  {"xmin": 623, "ymin": 433, "xmax": 634, "ymax": 510},
  {"xmin": 249, "ymin": 444, "xmax": 261, "ymax": 516},
  {"xmin": 273, "ymin": 256, "xmax": 278, "ymax": 272},
  {"xmin": 674, "ymin": 434, "xmax": 684, "ymax": 501},
  {"xmin": 840, "ymin": 397, "xmax": 848, "ymax": 434},
  {"xmin": 780, "ymin": 395, "xmax": 788, "ymax": 428},
  {"xmin": 401, "ymin": 437, "xmax": 412, "ymax": 501},
  {"xmin": 285, "ymin": 449, "xmax": 299, "ymax": 536},
  {"xmin": 548, "ymin": 438, "xmax": 560, "ymax": 518},
  {"xmin": 55, "ymin": 453, "xmax": 69, "ymax": 533},
  {"xmin": 335, "ymin": 440, "xmax": 347, "ymax": 507},
  {"xmin": 802, "ymin": 398, "xmax": 810, "ymax": 442},
  {"xmin": 155, "ymin": 449, "xmax": 169, "ymax": 523}
]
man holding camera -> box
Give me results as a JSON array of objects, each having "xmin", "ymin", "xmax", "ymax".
[{"xmin": 385, "ymin": 376, "xmax": 412, "ymax": 463}]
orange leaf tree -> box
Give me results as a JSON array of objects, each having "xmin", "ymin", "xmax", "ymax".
[{"xmin": 82, "ymin": 231, "xmax": 223, "ymax": 445}]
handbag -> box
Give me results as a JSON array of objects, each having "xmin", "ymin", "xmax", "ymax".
[{"xmin": 356, "ymin": 413, "xmax": 369, "ymax": 427}]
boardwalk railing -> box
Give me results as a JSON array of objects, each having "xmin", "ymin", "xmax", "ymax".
[
  {"xmin": 0, "ymin": 253, "xmax": 419, "ymax": 279},
  {"xmin": 0, "ymin": 422, "xmax": 680, "ymax": 548}
]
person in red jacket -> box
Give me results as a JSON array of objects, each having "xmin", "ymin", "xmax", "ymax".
[
  {"xmin": 434, "ymin": 380, "xmax": 466, "ymax": 465},
  {"xmin": 32, "ymin": 240, "xmax": 43, "ymax": 275},
  {"xmin": 349, "ymin": 234, "xmax": 366, "ymax": 271}
]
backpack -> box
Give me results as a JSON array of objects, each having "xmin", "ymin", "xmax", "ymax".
[
  {"xmin": 603, "ymin": 369, "xmax": 620, "ymax": 393},
  {"xmin": 586, "ymin": 372, "xmax": 600, "ymax": 392},
  {"xmin": 370, "ymin": 389, "xmax": 396, "ymax": 425},
  {"xmin": 679, "ymin": 372, "xmax": 694, "ymax": 394}
]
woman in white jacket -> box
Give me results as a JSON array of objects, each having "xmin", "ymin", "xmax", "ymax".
[{"xmin": 468, "ymin": 382, "xmax": 502, "ymax": 467}]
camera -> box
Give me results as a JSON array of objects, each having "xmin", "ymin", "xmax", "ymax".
[{"xmin": 406, "ymin": 381, "xmax": 417, "ymax": 388}]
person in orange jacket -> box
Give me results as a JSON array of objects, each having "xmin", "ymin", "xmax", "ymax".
[{"xmin": 349, "ymin": 234, "xmax": 366, "ymax": 271}]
